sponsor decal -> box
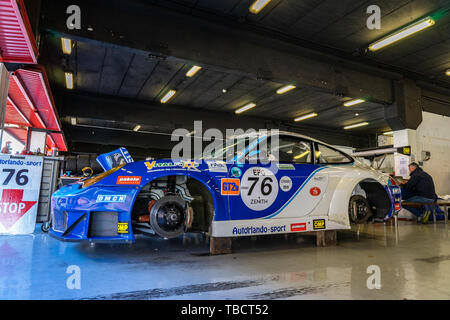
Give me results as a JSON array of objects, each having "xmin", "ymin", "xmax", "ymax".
[
  {"xmin": 96, "ymin": 195, "xmax": 127, "ymax": 203},
  {"xmin": 144, "ymin": 160, "xmax": 200, "ymax": 171},
  {"xmin": 310, "ymin": 187, "xmax": 321, "ymax": 196},
  {"xmin": 117, "ymin": 222, "xmax": 129, "ymax": 234},
  {"xmin": 280, "ymin": 176, "xmax": 292, "ymax": 192},
  {"xmin": 231, "ymin": 166, "xmax": 242, "ymax": 178},
  {"xmin": 121, "ymin": 148, "xmax": 134, "ymax": 163},
  {"xmin": 276, "ymin": 163, "xmax": 295, "ymax": 170},
  {"xmin": 221, "ymin": 178, "xmax": 240, "ymax": 195},
  {"xmin": 313, "ymin": 219, "xmax": 326, "ymax": 230},
  {"xmin": 391, "ymin": 187, "xmax": 401, "ymax": 195},
  {"xmin": 290, "ymin": 223, "xmax": 307, "ymax": 232},
  {"xmin": 232, "ymin": 224, "xmax": 286, "ymax": 235},
  {"xmin": 178, "ymin": 160, "xmax": 200, "ymax": 171},
  {"xmin": 394, "ymin": 203, "xmax": 401, "ymax": 211},
  {"xmin": 240, "ymin": 167, "xmax": 278, "ymax": 211},
  {"xmin": 206, "ymin": 160, "xmax": 227, "ymax": 173},
  {"xmin": 251, "ymin": 168, "xmax": 267, "ymax": 176},
  {"xmin": 0, "ymin": 159, "xmax": 42, "ymax": 167},
  {"xmin": 117, "ymin": 176, "xmax": 141, "ymax": 185},
  {"xmin": 145, "ymin": 161, "xmax": 177, "ymax": 170},
  {"xmin": 397, "ymin": 146, "xmax": 411, "ymax": 156}
]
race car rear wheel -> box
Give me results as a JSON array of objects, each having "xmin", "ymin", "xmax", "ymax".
[
  {"xmin": 149, "ymin": 195, "xmax": 187, "ymax": 238},
  {"xmin": 349, "ymin": 195, "xmax": 373, "ymax": 224}
]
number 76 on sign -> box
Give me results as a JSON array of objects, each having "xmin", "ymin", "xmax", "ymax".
[{"xmin": 0, "ymin": 156, "xmax": 44, "ymax": 189}]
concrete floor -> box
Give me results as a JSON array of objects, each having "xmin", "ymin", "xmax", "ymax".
[{"xmin": 1, "ymin": 220, "xmax": 450, "ymax": 300}]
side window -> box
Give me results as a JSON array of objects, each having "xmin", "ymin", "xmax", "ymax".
[
  {"xmin": 315, "ymin": 143, "xmax": 353, "ymax": 164},
  {"xmin": 269, "ymin": 135, "xmax": 312, "ymax": 164},
  {"xmin": 245, "ymin": 137, "xmax": 268, "ymax": 163}
]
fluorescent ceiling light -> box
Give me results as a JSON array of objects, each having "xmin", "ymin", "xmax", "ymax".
[
  {"xmin": 61, "ymin": 38, "xmax": 72, "ymax": 55},
  {"xmin": 276, "ymin": 85, "xmax": 296, "ymax": 94},
  {"xmin": 344, "ymin": 99, "xmax": 365, "ymax": 107},
  {"xmin": 383, "ymin": 131, "xmax": 393, "ymax": 135},
  {"xmin": 65, "ymin": 72, "xmax": 74, "ymax": 90},
  {"xmin": 369, "ymin": 17, "xmax": 435, "ymax": 51},
  {"xmin": 133, "ymin": 125, "xmax": 141, "ymax": 132},
  {"xmin": 186, "ymin": 65, "xmax": 202, "ymax": 77},
  {"xmin": 71, "ymin": 117, "xmax": 77, "ymax": 125},
  {"xmin": 235, "ymin": 102, "xmax": 256, "ymax": 114},
  {"xmin": 161, "ymin": 90, "xmax": 176, "ymax": 103},
  {"xmin": 446, "ymin": 69, "xmax": 450, "ymax": 76},
  {"xmin": 344, "ymin": 122, "xmax": 369, "ymax": 130},
  {"xmin": 249, "ymin": 0, "xmax": 271, "ymax": 14},
  {"xmin": 294, "ymin": 112, "xmax": 318, "ymax": 122}
]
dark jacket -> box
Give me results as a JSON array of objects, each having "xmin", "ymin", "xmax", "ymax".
[{"xmin": 402, "ymin": 167, "xmax": 436, "ymax": 199}]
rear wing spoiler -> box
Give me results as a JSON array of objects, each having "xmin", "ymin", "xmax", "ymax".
[{"xmin": 351, "ymin": 146, "xmax": 411, "ymax": 157}]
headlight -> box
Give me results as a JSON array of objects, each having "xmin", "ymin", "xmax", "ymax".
[{"xmin": 82, "ymin": 164, "xmax": 125, "ymax": 188}]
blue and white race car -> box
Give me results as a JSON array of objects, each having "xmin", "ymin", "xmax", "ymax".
[{"xmin": 49, "ymin": 131, "xmax": 402, "ymax": 242}]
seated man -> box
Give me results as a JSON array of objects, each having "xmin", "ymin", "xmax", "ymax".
[{"xmin": 401, "ymin": 162, "xmax": 437, "ymax": 223}]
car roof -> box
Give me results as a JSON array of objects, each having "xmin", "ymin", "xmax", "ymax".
[
  {"xmin": 234, "ymin": 130, "xmax": 341, "ymax": 149},
  {"xmin": 232, "ymin": 130, "xmax": 355, "ymax": 159}
]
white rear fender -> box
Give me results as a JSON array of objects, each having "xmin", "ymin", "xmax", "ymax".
[{"xmin": 326, "ymin": 166, "xmax": 387, "ymax": 226}]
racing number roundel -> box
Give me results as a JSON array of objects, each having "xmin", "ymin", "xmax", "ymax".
[{"xmin": 240, "ymin": 167, "xmax": 278, "ymax": 211}]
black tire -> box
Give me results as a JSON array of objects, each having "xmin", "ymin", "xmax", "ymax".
[
  {"xmin": 149, "ymin": 195, "xmax": 186, "ymax": 239},
  {"xmin": 349, "ymin": 195, "xmax": 373, "ymax": 224}
]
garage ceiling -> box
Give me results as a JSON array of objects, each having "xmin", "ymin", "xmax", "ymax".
[
  {"xmin": 40, "ymin": 37, "xmax": 389, "ymax": 131},
  {"xmin": 157, "ymin": 0, "xmax": 450, "ymax": 86},
  {"xmin": 33, "ymin": 0, "xmax": 450, "ymax": 154}
]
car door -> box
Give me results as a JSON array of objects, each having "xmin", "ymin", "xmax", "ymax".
[{"xmin": 227, "ymin": 134, "xmax": 322, "ymax": 221}]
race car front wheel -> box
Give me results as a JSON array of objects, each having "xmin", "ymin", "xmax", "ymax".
[
  {"xmin": 149, "ymin": 195, "xmax": 187, "ymax": 239},
  {"xmin": 349, "ymin": 195, "xmax": 373, "ymax": 224}
]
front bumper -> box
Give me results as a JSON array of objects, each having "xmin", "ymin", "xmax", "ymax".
[
  {"xmin": 49, "ymin": 210, "xmax": 135, "ymax": 243},
  {"xmin": 50, "ymin": 183, "xmax": 138, "ymax": 243}
]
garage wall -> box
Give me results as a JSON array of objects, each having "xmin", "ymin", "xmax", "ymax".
[{"xmin": 416, "ymin": 112, "xmax": 450, "ymax": 196}]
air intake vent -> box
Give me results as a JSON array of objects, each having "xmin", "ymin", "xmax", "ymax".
[
  {"xmin": 63, "ymin": 211, "xmax": 68, "ymax": 230},
  {"xmin": 88, "ymin": 212, "xmax": 118, "ymax": 237}
]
